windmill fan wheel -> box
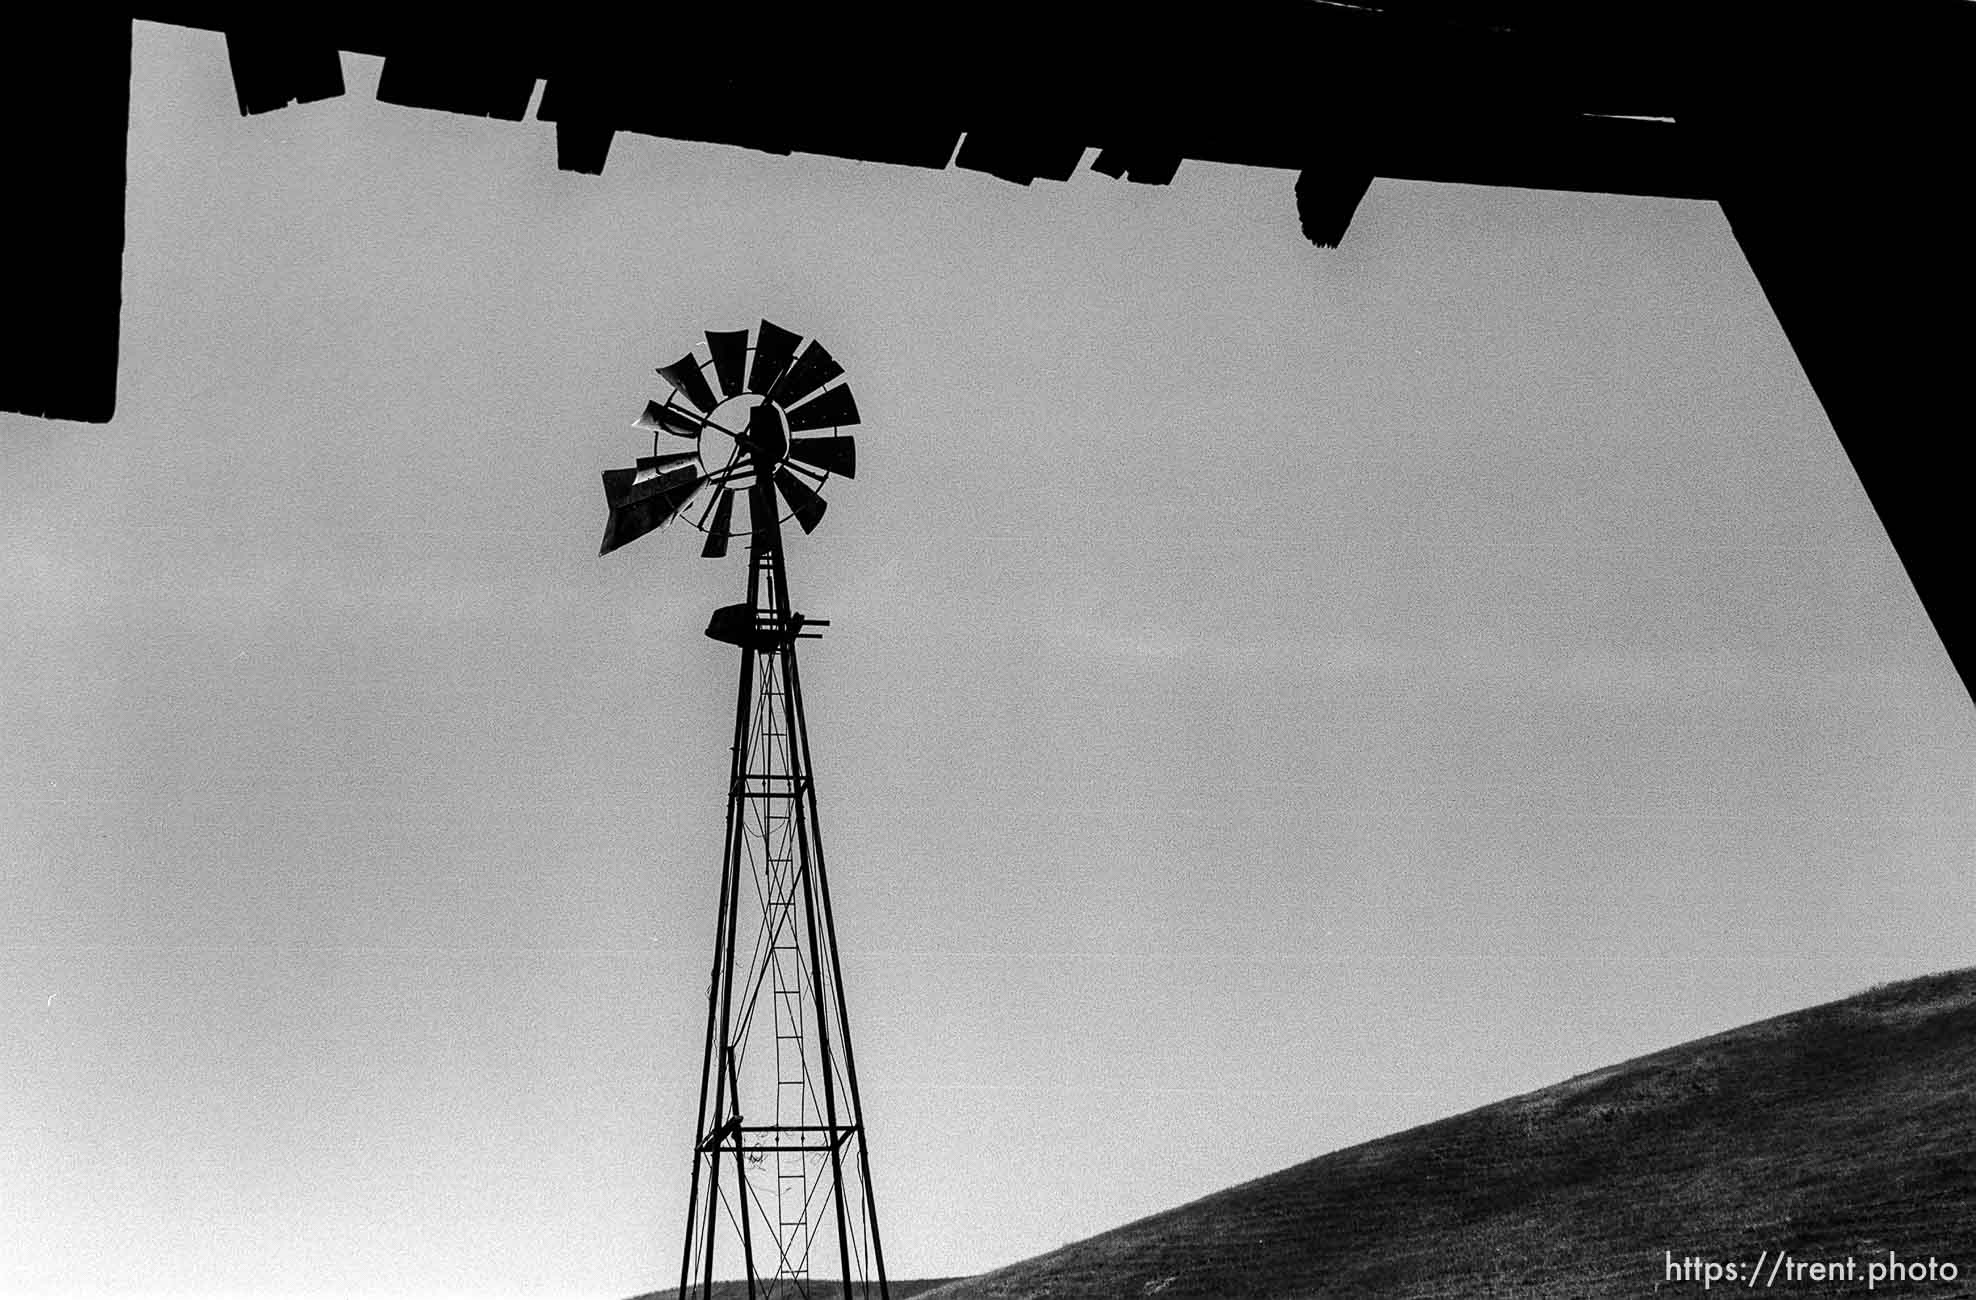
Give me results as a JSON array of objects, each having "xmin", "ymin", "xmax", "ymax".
[{"xmin": 600, "ymin": 318, "xmax": 860, "ymax": 558}]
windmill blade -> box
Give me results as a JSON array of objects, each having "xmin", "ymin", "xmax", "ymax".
[
  {"xmin": 636, "ymin": 399, "xmax": 705, "ymax": 439},
  {"xmin": 706, "ymin": 329, "xmax": 749, "ymax": 397},
  {"xmin": 769, "ymin": 339, "xmax": 843, "ymax": 408},
  {"xmin": 774, "ymin": 467, "xmax": 828, "ymax": 534},
  {"xmin": 600, "ymin": 495, "xmax": 683, "ymax": 555},
  {"xmin": 785, "ymin": 383, "xmax": 859, "ymax": 432},
  {"xmin": 700, "ymin": 487, "xmax": 734, "ymax": 558},
  {"xmin": 749, "ymin": 319, "xmax": 802, "ymax": 396},
  {"xmin": 637, "ymin": 450, "xmax": 700, "ymax": 472},
  {"xmin": 600, "ymin": 470, "xmax": 700, "ymax": 554},
  {"xmin": 600, "ymin": 490, "xmax": 690, "ymax": 555},
  {"xmin": 632, "ymin": 466, "xmax": 700, "ymax": 506},
  {"xmin": 603, "ymin": 463, "xmax": 698, "ymax": 509},
  {"xmin": 602, "ymin": 466, "xmax": 640, "ymax": 508},
  {"xmin": 656, "ymin": 353, "xmax": 718, "ymax": 413},
  {"xmin": 786, "ymin": 434, "xmax": 856, "ymax": 479}
]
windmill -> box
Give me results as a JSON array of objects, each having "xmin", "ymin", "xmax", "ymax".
[{"xmin": 600, "ymin": 320, "xmax": 886, "ymax": 1299}]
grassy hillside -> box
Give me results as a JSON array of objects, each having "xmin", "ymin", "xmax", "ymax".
[{"xmin": 919, "ymin": 968, "xmax": 1976, "ymax": 1299}]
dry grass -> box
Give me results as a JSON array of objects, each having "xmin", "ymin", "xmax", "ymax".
[{"xmin": 913, "ymin": 967, "xmax": 1976, "ymax": 1300}]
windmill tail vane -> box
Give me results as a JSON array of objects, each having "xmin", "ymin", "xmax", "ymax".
[{"xmin": 599, "ymin": 320, "xmax": 887, "ymax": 1300}]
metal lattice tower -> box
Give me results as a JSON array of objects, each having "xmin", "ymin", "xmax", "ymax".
[{"xmin": 597, "ymin": 320, "xmax": 886, "ymax": 1300}]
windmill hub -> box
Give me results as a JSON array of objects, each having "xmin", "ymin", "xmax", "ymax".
[
  {"xmin": 694, "ymin": 394, "xmax": 787, "ymax": 470},
  {"xmin": 686, "ymin": 393, "xmax": 789, "ymax": 480}
]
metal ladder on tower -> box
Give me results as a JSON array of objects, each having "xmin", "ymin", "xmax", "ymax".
[{"xmin": 764, "ymin": 657, "xmax": 811, "ymax": 1289}]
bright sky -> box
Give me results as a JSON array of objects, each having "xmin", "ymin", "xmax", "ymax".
[{"xmin": 4, "ymin": 22, "xmax": 1972, "ymax": 1300}]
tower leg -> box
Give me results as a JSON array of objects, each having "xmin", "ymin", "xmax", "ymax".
[{"xmin": 678, "ymin": 510, "xmax": 888, "ymax": 1298}]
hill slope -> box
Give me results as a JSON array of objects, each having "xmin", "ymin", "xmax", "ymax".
[{"xmin": 922, "ymin": 968, "xmax": 1976, "ymax": 1299}]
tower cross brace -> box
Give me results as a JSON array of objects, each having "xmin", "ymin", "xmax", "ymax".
[{"xmin": 679, "ymin": 473, "xmax": 889, "ymax": 1300}]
